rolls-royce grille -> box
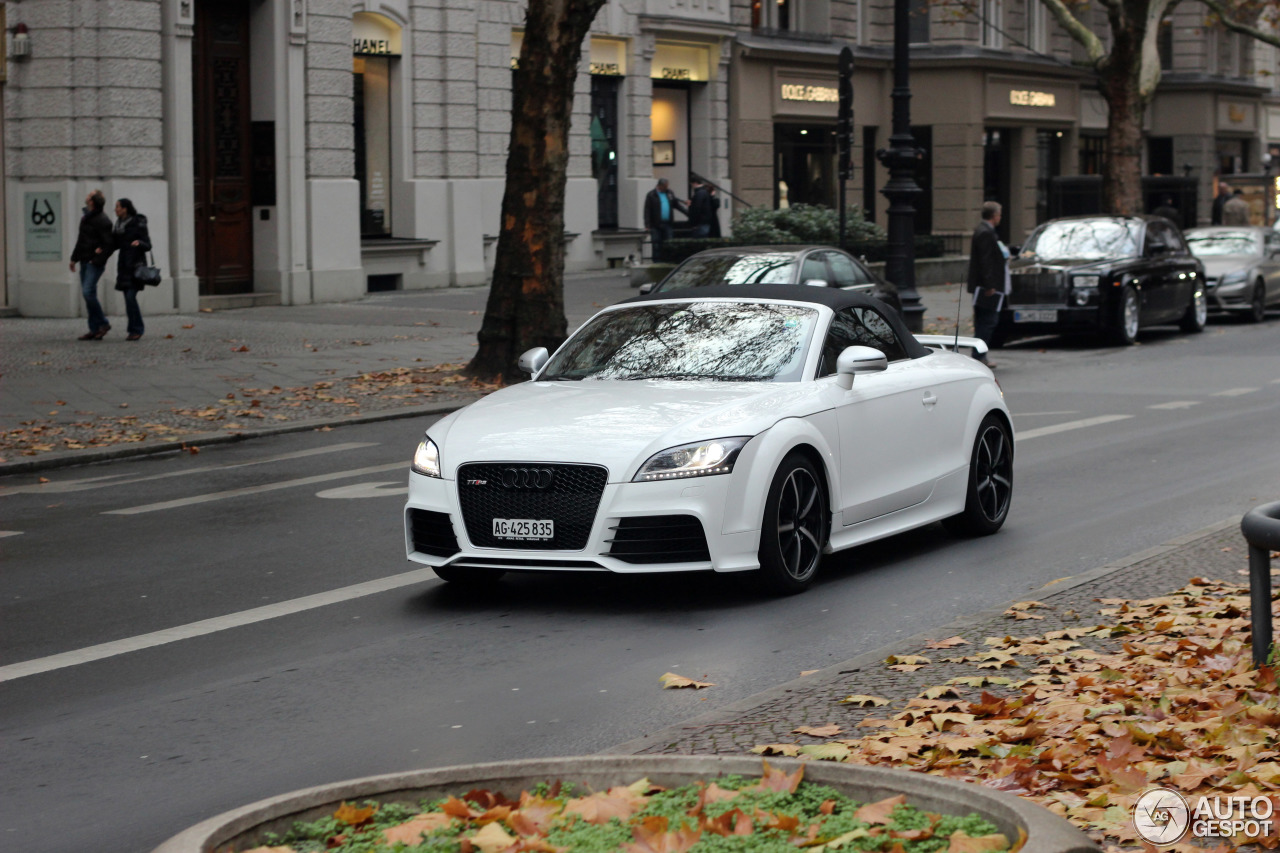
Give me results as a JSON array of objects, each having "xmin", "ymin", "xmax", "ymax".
[
  {"xmin": 456, "ymin": 463, "xmax": 608, "ymax": 550},
  {"xmin": 409, "ymin": 508, "xmax": 461, "ymax": 558},
  {"xmin": 1009, "ymin": 272, "xmax": 1067, "ymax": 305},
  {"xmin": 608, "ymin": 515, "xmax": 711, "ymax": 564}
]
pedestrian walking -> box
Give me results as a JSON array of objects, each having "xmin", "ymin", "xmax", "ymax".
[
  {"xmin": 1222, "ymin": 188, "xmax": 1251, "ymax": 226},
  {"xmin": 688, "ymin": 176, "xmax": 720, "ymax": 239},
  {"xmin": 1211, "ymin": 182, "xmax": 1232, "ymax": 225},
  {"xmin": 112, "ymin": 198, "xmax": 152, "ymax": 341},
  {"xmin": 967, "ymin": 201, "xmax": 1009, "ymax": 368},
  {"xmin": 643, "ymin": 178, "xmax": 687, "ymax": 262},
  {"xmin": 69, "ymin": 189, "xmax": 115, "ymax": 340}
]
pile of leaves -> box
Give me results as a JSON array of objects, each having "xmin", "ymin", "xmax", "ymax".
[
  {"xmin": 246, "ymin": 763, "xmax": 1012, "ymax": 853},
  {"xmin": 0, "ymin": 363, "xmax": 499, "ymax": 459},
  {"xmin": 754, "ymin": 576, "xmax": 1280, "ymax": 851}
]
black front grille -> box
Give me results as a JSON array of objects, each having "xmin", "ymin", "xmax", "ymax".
[
  {"xmin": 456, "ymin": 463, "xmax": 608, "ymax": 550},
  {"xmin": 1009, "ymin": 272, "xmax": 1067, "ymax": 305},
  {"xmin": 409, "ymin": 508, "xmax": 460, "ymax": 558},
  {"xmin": 607, "ymin": 515, "xmax": 711, "ymax": 564}
]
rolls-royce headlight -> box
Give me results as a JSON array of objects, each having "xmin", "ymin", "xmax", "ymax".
[
  {"xmin": 412, "ymin": 437, "xmax": 442, "ymax": 478},
  {"xmin": 1072, "ymin": 287, "xmax": 1098, "ymax": 306},
  {"xmin": 1072, "ymin": 275, "xmax": 1100, "ymax": 289},
  {"xmin": 634, "ymin": 437, "xmax": 751, "ymax": 482}
]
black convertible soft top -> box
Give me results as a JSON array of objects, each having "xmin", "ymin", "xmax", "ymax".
[{"xmin": 622, "ymin": 284, "xmax": 930, "ymax": 360}]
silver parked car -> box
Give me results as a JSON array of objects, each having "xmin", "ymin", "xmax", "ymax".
[{"xmin": 1184, "ymin": 226, "xmax": 1280, "ymax": 323}]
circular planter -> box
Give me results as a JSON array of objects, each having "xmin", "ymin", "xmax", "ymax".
[{"xmin": 152, "ymin": 755, "xmax": 1098, "ymax": 853}]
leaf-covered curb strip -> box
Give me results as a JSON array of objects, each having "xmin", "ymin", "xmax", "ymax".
[
  {"xmin": 754, "ymin": 578, "xmax": 1280, "ymax": 852},
  {"xmin": 245, "ymin": 763, "xmax": 1012, "ymax": 853}
]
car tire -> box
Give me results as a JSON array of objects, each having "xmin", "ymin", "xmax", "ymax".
[
  {"xmin": 1249, "ymin": 281, "xmax": 1267, "ymax": 323},
  {"xmin": 1179, "ymin": 284, "xmax": 1207, "ymax": 334},
  {"xmin": 757, "ymin": 453, "xmax": 828, "ymax": 595},
  {"xmin": 1108, "ymin": 284, "xmax": 1141, "ymax": 346},
  {"xmin": 942, "ymin": 414, "xmax": 1013, "ymax": 537},
  {"xmin": 433, "ymin": 565, "xmax": 506, "ymax": 586}
]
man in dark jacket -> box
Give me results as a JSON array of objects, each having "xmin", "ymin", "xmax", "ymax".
[
  {"xmin": 69, "ymin": 189, "xmax": 115, "ymax": 340},
  {"xmin": 1211, "ymin": 182, "xmax": 1232, "ymax": 226},
  {"xmin": 643, "ymin": 178, "xmax": 688, "ymax": 262},
  {"xmin": 967, "ymin": 201, "xmax": 1008, "ymax": 367},
  {"xmin": 687, "ymin": 176, "xmax": 720, "ymax": 238}
]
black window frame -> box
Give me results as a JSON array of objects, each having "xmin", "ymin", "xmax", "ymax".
[{"xmin": 816, "ymin": 306, "xmax": 910, "ymax": 377}]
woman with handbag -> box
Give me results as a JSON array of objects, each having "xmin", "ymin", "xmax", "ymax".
[{"xmin": 112, "ymin": 198, "xmax": 152, "ymax": 341}]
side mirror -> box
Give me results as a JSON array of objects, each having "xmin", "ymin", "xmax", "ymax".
[
  {"xmin": 835, "ymin": 345, "xmax": 888, "ymax": 390},
  {"xmin": 803, "ymin": 279, "xmax": 829, "ymax": 288},
  {"xmin": 518, "ymin": 347, "xmax": 549, "ymax": 376},
  {"xmin": 638, "ymin": 282, "xmax": 654, "ymax": 295}
]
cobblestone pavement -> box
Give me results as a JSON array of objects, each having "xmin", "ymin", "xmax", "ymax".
[{"xmin": 609, "ymin": 520, "xmax": 1252, "ymax": 756}]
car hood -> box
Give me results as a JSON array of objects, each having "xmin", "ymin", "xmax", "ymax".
[
  {"xmin": 1198, "ymin": 255, "xmax": 1255, "ymax": 279},
  {"xmin": 1010, "ymin": 258, "xmax": 1125, "ymax": 274},
  {"xmin": 431, "ymin": 380, "xmax": 823, "ymax": 481}
]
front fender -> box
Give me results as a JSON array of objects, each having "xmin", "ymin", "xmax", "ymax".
[{"xmin": 721, "ymin": 412, "xmax": 839, "ymax": 535}]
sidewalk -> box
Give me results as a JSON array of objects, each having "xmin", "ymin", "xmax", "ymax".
[{"xmin": 0, "ymin": 273, "xmax": 978, "ymax": 475}]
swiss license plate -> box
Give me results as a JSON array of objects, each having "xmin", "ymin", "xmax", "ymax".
[
  {"xmin": 1013, "ymin": 309, "xmax": 1058, "ymax": 324},
  {"xmin": 492, "ymin": 519, "xmax": 554, "ymax": 540}
]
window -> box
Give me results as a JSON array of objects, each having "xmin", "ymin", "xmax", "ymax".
[
  {"xmin": 981, "ymin": 0, "xmax": 1003, "ymax": 48},
  {"xmin": 1157, "ymin": 15, "xmax": 1173, "ymax": 70},
  {"xmin": 909, "ymin": 0, "xmax": 930, "ymax": 43},
  {"xmin": 754, "ymin": 0, "xmax": 793, "ymax": 31},
  {"xmin": 1143, "ymin": 221, "xmax": 1179, "ymax": 255},
  {"xmin": 1027, "ymin": 0, "xmax": 1046, "ymax": 54},
  {"xmin": 826, "ymin": 253, "xmax": 876, "ymax": 288},
  {"xmin": 800, "ymin": 255, "xmax": 828, "ymax": 284},
  {"xmin": 818, "ymin": 307, "xmax": 909, "ymax": 376},
  {"xmin": 1079, "ymin": 135, "xmax": 1106, "ymax": 176}
]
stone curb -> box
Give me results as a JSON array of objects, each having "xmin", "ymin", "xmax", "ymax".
[
  {"xmin": 0, "ymin": 400, "xmax": 471, "ymax": 477},
  {"xmin": 603, "ymin": 514, "xmax": 1242, "ymax": 756}
]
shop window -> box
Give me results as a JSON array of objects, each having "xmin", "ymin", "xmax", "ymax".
[
  {"xmin": 775, "ymin": 124, "xmax": 837, "ymax": 209},
  {"xmin": 352, "ymin": 12, "xmax": 401, "ymax": 239},
  {"xmin": 1079, "ymin": 135, "xmax": 1106, "ymax": 176},
  {"xmin": 591, "ymin": 76, "xmax": 621, "ymax": 230},
  {"xmin": 1036, "ymin": 130, "xmax": 1062, "ymax": 225},
  {"xmin": 1218, "ymin": 138, "xmax": 1248, "ymax": 174}
]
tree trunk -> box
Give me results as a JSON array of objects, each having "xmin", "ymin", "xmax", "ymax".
[
  {"xmin": 465, "ymin": 0, "xmax": 606, "ymax": 384},
  {"xmin": 1099, "ymin": 3, "xmax": 1149, "ymax": 215}
]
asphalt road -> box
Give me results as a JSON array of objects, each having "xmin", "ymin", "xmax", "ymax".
[{"xmin": 1, "ymin": 313, "xmax": 1278, "ymax": 853}]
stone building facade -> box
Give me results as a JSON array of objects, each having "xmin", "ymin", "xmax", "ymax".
[{"xmin": 0, "ymin": 0, "xmax": 1277, "ymax": 318}]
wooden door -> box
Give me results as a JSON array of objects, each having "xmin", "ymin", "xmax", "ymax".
[{"xmin": 193, "ymin": 0, "xmax": 253, "ymax": 295}]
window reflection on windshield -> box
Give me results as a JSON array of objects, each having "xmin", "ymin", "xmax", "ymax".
[
  {"xmin": 1187, "ymin": 232, "xmax": 1261, "ymax": 256},
  {"xmin": 655, "ymin": 254, "xmax": 798, "ymax": 291},
  {"xmin": 540, "ymin": 302, "xmax": 818, "ymax": 382},
  {"xmin": 1023, "ymin": 220, "xmax": 1141, "ymax": 260}
]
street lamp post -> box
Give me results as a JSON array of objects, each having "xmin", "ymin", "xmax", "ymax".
[{"xmin": 876, "ymin": 0, "xmax": 925, "ymax": 332}]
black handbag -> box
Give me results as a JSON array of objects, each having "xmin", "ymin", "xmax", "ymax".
[{"xmin": 134, "ymin": 252, "xmax": 162, "ymax": 287}]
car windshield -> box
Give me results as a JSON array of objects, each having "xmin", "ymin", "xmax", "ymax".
[
  {"xmin": 1186, "ymin": 231, "xmax": 1261, "ymax": 256},
  {"xmin": 540, "ymin": 301, "xmax": 818, "ymax": 382},
  {"xmin": 1023, "ymin": 219, "xmax": 1142, "ymax": 260},
  {"xmin": 653, "ymin": 253, "xmax": 798, "ymax": 292}
]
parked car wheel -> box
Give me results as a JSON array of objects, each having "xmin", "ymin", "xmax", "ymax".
[
  {"xmin": 1109, "ymin": 285, "xmax": 1141, "ymax": 346},
  {"xmin": 943, "ymin": 415, "xmax": 1013, "ymax": 537},
  {"xmin": 757, "ymin": 453, "xmax": 828, "ymax": 594},
  {"xmin": 433, "ymin": 566, "xmax": 506, "ymax": 586},
  {"xmin": 1180, "ymin": 285, "xmax": 1207, "ymax": 334},
  {"xmin": 1249, "ymin": 281, "xmax": 1268, "ymax": 323}
]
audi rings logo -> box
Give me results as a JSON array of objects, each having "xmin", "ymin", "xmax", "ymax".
[{"xmin": 500, "ymin": 467, "xmax": 555, "ymax": 489}]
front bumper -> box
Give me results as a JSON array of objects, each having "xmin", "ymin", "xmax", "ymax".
[
  {"xmin": 403, "ymin": 470, "xmax": 761, "ymax": 575},
  {"xmin": 1206, "ymin": 282, "xmax": 1250, "ymax": 313},
  {"xmin": 999, "ymin": 304, "xmax": 1103, "ymax": 337}
]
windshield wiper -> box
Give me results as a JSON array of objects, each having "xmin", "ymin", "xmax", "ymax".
[{"xmin": 626, "ymin": 372, "xmax": 765, "ymax": 382}]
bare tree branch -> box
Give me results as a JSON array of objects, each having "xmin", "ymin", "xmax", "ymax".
[
  {"xmin": 1038, "ymin": 0, "xmax": 1108, "ymax": 63},
  {"xmin": 1196, "ymin": 0, "xmax": 1280, "ymax": 47},
  {"xmin": 1139, "ymin": 0, "xmax": 1180, "ymax": 99}
]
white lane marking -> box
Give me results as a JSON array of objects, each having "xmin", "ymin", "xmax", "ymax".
[
  {"xmin": 0, "ymin": 442, "xmax": 379, "ymax": 497},
  {"xmin": 1148, "ymin": 401, "xmax": 1201, "ymax": 410},
  {"xmin": 1012, "ymin": 411, "xmax": 1080, "ymax": 417},
  {"xmin": 0, "ymin": 568, "xmax": 437, "ymax": 683},
  {"xmin": 1213, "ymin": 388, "xmax": 1259, "ymax": 397},
  {"xmin": 104, "ymin": 462, "xmax": 405, "ymax": 515},
  {"xmin": 1017, "ymin": 414, "xmax": 1133, "ymax": 440},
  {"xmin": 0, "ymin": 530, "xmax": 23, "ymax": 538},
  {"xmin": 316, "ymin": 481, "xmax": 408, "ymax": 499}
]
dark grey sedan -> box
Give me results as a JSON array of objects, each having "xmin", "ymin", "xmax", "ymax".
[
  {"xmin": 1184, "ymin": 226, "xmax": 1280, "ymax": 323},
  {"xmin": 642, "ymin": 245, "xmax": 901, "ymax": 313}
]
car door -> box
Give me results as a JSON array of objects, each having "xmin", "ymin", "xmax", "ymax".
[
  {"xmin": 818, "ymin": 307, "xmax": 944, "ymax": 525},
  {"xmin": 1142, "ymin": 221, "xmax": 1184, "ymax": 321}
]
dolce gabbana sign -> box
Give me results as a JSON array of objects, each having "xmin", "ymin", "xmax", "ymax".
[{"xmin": 781, "ymin": 84, "xmax": 838, "ymax": 103}]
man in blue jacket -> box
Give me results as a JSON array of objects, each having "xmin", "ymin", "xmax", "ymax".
[{"xmin": 643, "ymin": 178, "xmax": 688, "ymax": 262}]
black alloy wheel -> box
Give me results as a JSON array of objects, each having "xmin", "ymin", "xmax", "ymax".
[
  {"xmin": 1180, "ymin": 284, "xmax": 1207, "ymax": 334},
  {"xmin": 758, "ymin": 453, "xmax": 828, "ymax": 594},
  {"xmin": 943, "ymin": 414, "xmax": 1013, "ymax": 537},
  {"xmin": 1250, "ymin": 281, "xmax": 1267, "ymax": 324},
  {"xmin": 1109, "ymin": 284, "xmax": 1141, "ymax": 346},
  {"xmin": 432, "ymin": 565, "xmax": 506, "ymax": 586}
]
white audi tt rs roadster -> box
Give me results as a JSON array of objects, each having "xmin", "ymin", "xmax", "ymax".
[{"xmin": 404, "ymin": 285, "xmax": 1012, "ymax": 593}]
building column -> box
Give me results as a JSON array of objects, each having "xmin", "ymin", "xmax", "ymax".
[{"xmin": 162, "ymin": 0, "xmax": 199, "ymax": 314}]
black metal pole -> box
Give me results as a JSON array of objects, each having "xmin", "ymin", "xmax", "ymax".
[
  {"xmin": 837, "ymin": 47, "xmax": 854, "ymax": 253},
  {"xmin": 1243, "ymin": 501, "xmax": 1280, "ymax": 666},
  {"xmin": 875, "ymin": 0, "xmax": 925, "ymax": 332}
]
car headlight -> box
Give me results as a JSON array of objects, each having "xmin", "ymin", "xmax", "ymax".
[
  {"xmin": 1072, "ymin": 275, "xmax": 1100, "ymax": 289},
  {"xmin": 633, "ymin": 437, "xmax": 751, "ymax": 482},
  {"xmin": 412, "ymin": 437, "xmax": 442, "ymax": 478},
  {"xmin": 1218, "ymin": 270, "xmax": 1249, "ymax": 289},
  {"xmin": 1070, "ymin": 276, "xmax": 1099, "ymax": 306}
]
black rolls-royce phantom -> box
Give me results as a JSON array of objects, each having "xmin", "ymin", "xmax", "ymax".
[{"xmin": 997, "ymin": 215, "xmax": 1207, "ymax": 346}]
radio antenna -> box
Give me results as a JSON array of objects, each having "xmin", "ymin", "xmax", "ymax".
[{"xmin": 953, "ymin": 280, "xmax": 964, "ymax": 352}]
